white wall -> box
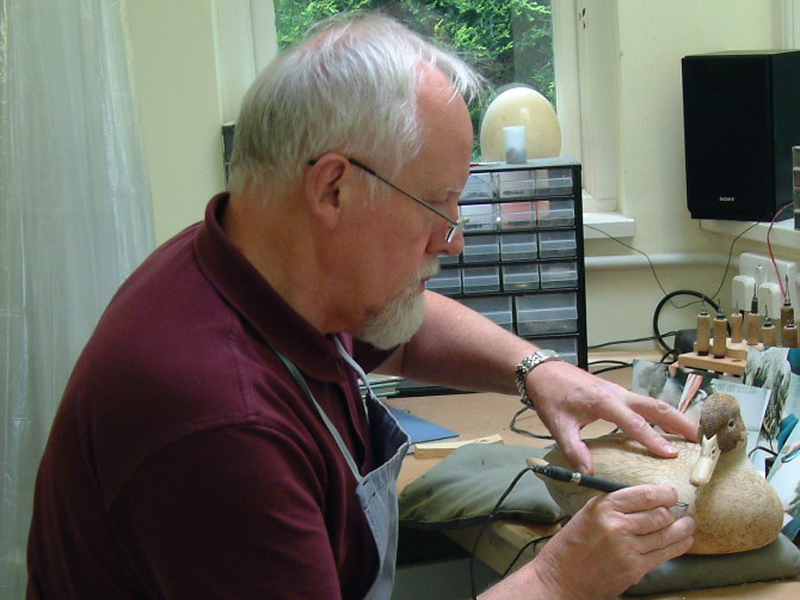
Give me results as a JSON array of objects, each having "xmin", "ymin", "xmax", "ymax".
[
  {"xmin": 127, "ymin": 0, "xmax": 225, "ymax": 243},
  {"xmin": 616, "ymin": 0, "xmax": 774, "ymax": 252},
  {"xmin": 584, "ymin": 0, "xmax": 793, "ymax": 349},
  {"xmin": 126, "ymin": 0, "xmax": 798, "ymax": 350}
]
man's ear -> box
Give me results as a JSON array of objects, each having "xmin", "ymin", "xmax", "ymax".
[{"xmin": 304, "ymin": 154, "xmax": 351, "ymax": 228}]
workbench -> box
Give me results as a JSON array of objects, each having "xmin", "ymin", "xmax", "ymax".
[{"xmin": 388, "ymin": 389, "xmax": 800, "ymax": 599}]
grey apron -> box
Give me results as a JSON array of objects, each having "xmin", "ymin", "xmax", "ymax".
[{"xmin": 267, "ymin": 338, "xmax": 410, "ymax": 600}]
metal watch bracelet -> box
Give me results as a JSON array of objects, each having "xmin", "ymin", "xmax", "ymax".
[{"xmin": 515, "ymin": 349, "xmax": 564, "ymax": 408}]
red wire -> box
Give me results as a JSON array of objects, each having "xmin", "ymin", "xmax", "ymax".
[{"xmin": 766, "ymin": 203, "xmax": 795, "ymax": 299}]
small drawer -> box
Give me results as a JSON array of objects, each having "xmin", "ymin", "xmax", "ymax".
[
  {"xmin": 496, "ymin": 170, "xmax": 536, "ymax": 199},
  {"xmin": 462, "ymin": 203, "xmax": 497, "ymax": 233},
  {"xmin": 536, "ymin": 199, "xmax": 575, "ymax": 227},
  {"xmin": 425, "ymin": 270, "xmax": 461, "ymax": 295},
  {"xmin": 533, "ymin": 336, "xmax": 579, "ymax": 366},
  {"xmin": 462, "ymin": 266, "xmax": 500, "ymax": 294},
  {"xmin": 461, "ymin": 172, "xmax": 495, "ymax": 202},
  {"xmin": 439, "ymin": 253, "xmax": 460, "ymax": 266},
  {"xmin": 502, "ymin": 264, "xmax": 540, "ymax": 292},
  {"xmin": 463, "ymin": 234, "xmax": 500, "ymax": 264},
  {"xmin": 500, "ymin": 232, "xmax": 538, "ymax": 262},
  {"xmin": 515, "ymin": 293, "xmax": 578, "ymax": 336},
  {"xmin": 498, "ymin": 201, "xmax": 536, "ymax": 230},
  {"xmin": 460, "ymin": 296, "xmax": 513, "ymax": 331},
  {"xmin": 538, "ymin": 230, "xmax": 577, "ymax": 258},
  {"xmin": 533, "ymin": 167, "xmax": 573, "ymax": 197},
  {"xmin": 540, "ymin": 261, "xmax": 578, "ymax": 289}
]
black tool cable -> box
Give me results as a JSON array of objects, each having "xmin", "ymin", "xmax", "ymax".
[{"xmin": 468, "ymin": 466, "xmax": 562, "ymax": 599}]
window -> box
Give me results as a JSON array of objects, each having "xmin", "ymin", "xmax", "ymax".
[
  {"xmin": 275, "ymin": 1, "xmax": 557, "ymax": 154},
  {"xmin": 217, "ymin": 1, "xmax": 619, "ymax": 212}
]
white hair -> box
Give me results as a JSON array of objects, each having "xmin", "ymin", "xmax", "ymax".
[{"xmin": 228, "ymin": 12, "xmax": 484, "ymax": 194}]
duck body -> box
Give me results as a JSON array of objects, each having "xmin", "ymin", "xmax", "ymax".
[{"xmin": 541, "ymin": 394, "xmax": 784, "ymax": 555}]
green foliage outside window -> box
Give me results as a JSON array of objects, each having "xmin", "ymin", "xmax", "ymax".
[{"xmin": 274, "ymin": 0, "xmax": 556, "ymax": 114}]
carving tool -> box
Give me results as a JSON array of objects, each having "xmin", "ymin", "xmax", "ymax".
[
  {"xmin": 695, "ymin": 308, "xmax": 711, "ymax": 355},
  {"xmin": 526, "ymin": 457, "xmax": 688, "ymax": 507}
]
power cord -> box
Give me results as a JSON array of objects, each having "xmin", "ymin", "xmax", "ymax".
[
  {"xmin": 509, "ymin": 406, "xmax": 555, "ymax": 440},
  {"xmin": 652, "ymin": 290, "xmax": 720, "ymax": 359},
  {"xmin": 584, "ymin": 220, "xmax": 758, "ymax": 353},
  {"xmin": 469, "ymin": 466, "xmax": 561, "ymax": 599},
  {"xmin": 588, "ymin": 331, "xmax": 680, "ymax": 351},
  {"xmin": 500, "ymin": 533, "xmax": 556, "ymax": 577},
  {"xmin": 766, "ymin": 203, "xmax": 795, "ymax": 299},
  {"xmin": 589, "ymin": 359, "xmax": 634, "ymax": 376}
]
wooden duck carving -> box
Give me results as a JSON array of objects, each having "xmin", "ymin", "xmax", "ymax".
[{"xmin": 539, "ymin": 393, "xmax": 784, "ymax": 555}]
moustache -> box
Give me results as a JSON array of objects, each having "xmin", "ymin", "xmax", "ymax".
[{"xmin": 413, "ymin": 260, "xmax": 440, "ymax": 286}]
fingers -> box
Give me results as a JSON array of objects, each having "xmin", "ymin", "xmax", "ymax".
[
  {"xmin": 536, "ymin": 487, "xmax": 695, "ymax": 599},
  {"xmin": 546, "ymin": 398, "xmax": 684, "ymax": 474},
  {"xmin": 626, "ymin": 391, "xmax": 699, "ymax": 442},
  {"xmin": 599, "ymin": 485, "xmax": 696, "ymax": 555},
  {"xmin": 531, "ymin": 371, "xmax": 699, "ymax": 471},
  {"xmin": 637, "ymin": 515, "xmax": 696, "ymax": 557},
  {"xmin": 601, "ymin": 393, "xmax": 698, "ymax": 459},
  {"xmin": 600, "ymin": 483, "xmax": 679, "ymax": 513},
  {"xmin": 554, "ymin": 429, "xmax": 595, "ymax": 474},
  {"xmin": 594, "ymin": 486, "xmax": 696, "ymax": 568}
]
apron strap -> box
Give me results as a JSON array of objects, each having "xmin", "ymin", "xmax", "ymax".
[
  {"xmin": 262, "ymin": 338, "xmax": 362, "ymax": 481},
  {"xmin": 333, "ymin": 337, "xmax": 375, "ymax": 421}
]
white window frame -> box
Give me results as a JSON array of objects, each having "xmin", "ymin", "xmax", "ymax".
[
  {"xmin": 553, "ymin": 0, "xmax": 619, "ymax": 213},
  {"xmin": 785, "ymin": 0, "xmax": 800, "ymax": 47},
  {"xmin": 212, "ymin": 0, "xmax": 277, "ymax": 122}
]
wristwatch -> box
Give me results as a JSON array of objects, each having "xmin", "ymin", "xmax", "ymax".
[{"xmin": 515, "ymin": 349, "xmax": 563, "ymax": 408}]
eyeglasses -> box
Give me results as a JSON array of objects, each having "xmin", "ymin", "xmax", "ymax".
[
  {"xmin": 348, "ymin": 158, "xmax": 468, "ymax": 243},
  {"xmin": 308, "ymin": 157, "xmax": 468, "ymax": 243}
]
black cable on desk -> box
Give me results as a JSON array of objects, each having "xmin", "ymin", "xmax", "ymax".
[
  {"xmin": 468, "ymin": 466, "xmax": 563, "ymax": 599},
  {"xmin": 588, "ymin": 331, "xmax": 679, "ymax": 351},
  {"xmin": 509, "ymin": 406, "xmax": 555, "ymax": 440},
  {"xmin": 589, "ymin": 360, "xmax": 633, "ymax": 376}
]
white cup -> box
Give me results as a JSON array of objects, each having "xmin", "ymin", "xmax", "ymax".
[{"xmin": 503, "ymin": 125, "xmax": 527, "ymax": 164}]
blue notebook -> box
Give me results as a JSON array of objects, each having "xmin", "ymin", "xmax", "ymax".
[{"xmin": 389, "ymin": 408, "xmax": 458, "ymax": 444}]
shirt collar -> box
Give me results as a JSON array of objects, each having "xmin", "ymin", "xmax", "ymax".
[{"xmin": 194, "ymin": 193, "xmax": 347, "ymax": 382}]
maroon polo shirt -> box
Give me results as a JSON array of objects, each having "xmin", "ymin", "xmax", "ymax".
[{"xmin": 27, "ymin": 194, "xmax": 392, "ymax": 600}]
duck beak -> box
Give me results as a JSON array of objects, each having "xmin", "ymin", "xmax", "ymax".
[{"xmin": 690, "ymin": 434, "xmax": 721, "ymax": 486}]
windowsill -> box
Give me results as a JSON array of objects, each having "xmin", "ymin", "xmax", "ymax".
[
  {"xmin": 700, "ymin": 217, "xmax": 800, "ymax": 256},
  {"xmin": 582, "ymin": 211, "xmax": 635, "ymax": 239}
]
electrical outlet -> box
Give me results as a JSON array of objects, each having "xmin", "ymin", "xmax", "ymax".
[
  {"xmin": 731, "ymin": 275, "xmax": 756, "ymax": 313},
  {"xmin": 738, "ymin": 252, "xmax": 798, "ymax": 314}
]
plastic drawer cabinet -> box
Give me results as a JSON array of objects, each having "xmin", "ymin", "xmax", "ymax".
[{"xmin": 406, "ymin": 158, "xmax": 588, "ymax": 396}]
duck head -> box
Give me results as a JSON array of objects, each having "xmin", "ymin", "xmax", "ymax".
[{"xmin": 690, "ymin": 393, "xmax": 747, "ymax": 487}]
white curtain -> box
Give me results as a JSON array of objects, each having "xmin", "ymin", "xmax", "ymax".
[{"xmin": 0, "ymin": 0, "xmax": 155, "ymax": 597}]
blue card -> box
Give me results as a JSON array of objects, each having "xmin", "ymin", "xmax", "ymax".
[{"xmin": 389, "ymin": 408, "xmax": 458, "ymax": 444}]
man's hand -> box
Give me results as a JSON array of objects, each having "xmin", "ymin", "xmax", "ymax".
[
  {"xmin": 525, "ymin": 361, "xmax": 698, "ymax": 474},
  {"xmin": 531, "ymin": 485, "xmax": 695, "ymax": 600}
]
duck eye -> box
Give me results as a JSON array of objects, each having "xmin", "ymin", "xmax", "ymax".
[{"xmin": 728, "ymin": 419, "xmax": 736, "ymax": 428}]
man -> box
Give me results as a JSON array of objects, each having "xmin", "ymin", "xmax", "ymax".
[{"xmin": 27, "ymin": 13, "xmax": 696, "ymax": 600}]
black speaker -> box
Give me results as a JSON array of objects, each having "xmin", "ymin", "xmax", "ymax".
[{"xmin": 681, "ymin": 50, "xmax": 800, "ymax": 221}]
